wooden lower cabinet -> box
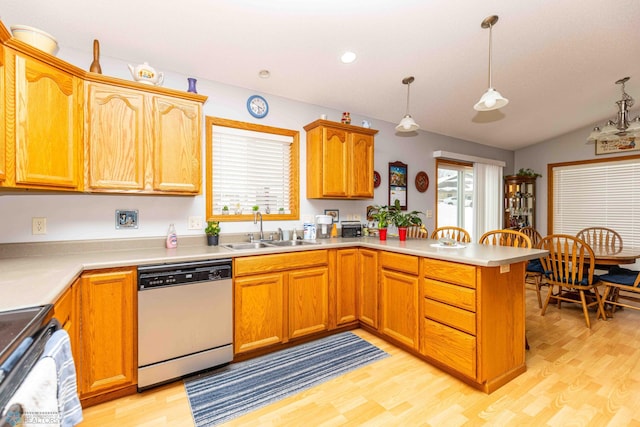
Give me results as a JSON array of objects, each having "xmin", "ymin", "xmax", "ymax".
[
  {"xmin": 233, "ymin": 251, "xmax": 329, "ymax": 355},
  {"xmin": 357, "ymin": 248, "xmax": 378, "ymax": 328},
  {"xmin": 288, "ymin": 267, "xmax": 329, "ymax": 338},
  {"xmin": 78, "ymin": 267, "xmax": 137, "ymax": 404},
  {"xmin": 379, "ymin": 252, "xmax": 419, "ymax": 350},
  {"xmin": 420, "ymin": 257, "xmax": 526, "ymax": 393},
  {"xmin": 234, "ymin": 273, "xmax": 285, "ymax": 354},
  {"xmin": 52, "ymin": 280, "xmax": 79, "ymax": 369},
  {"xmin": 334, "ymin": 248, "xmax": 358, "ymax": 326}
]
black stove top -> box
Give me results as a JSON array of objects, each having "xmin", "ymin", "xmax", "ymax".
[{"xmin": 0, "ymin": 305, "xmax": 52, "ymax": 375}]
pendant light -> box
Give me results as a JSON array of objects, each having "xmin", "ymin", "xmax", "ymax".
[
  {"xmin": 396, "ymin": 76, "xmax": 420, "ymax": 132},
  {"xmin": 474, "ymin": 15, "xmax": 509, "ymax": 111}
]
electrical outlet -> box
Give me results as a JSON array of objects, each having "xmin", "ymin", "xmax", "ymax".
[
  {"xmin": 500, "ymin": 264, "xmax": 510, "ymax": 273},
  {"xmin": 426, "ymin": 210, "xmax": 433, "ymax": 218},
  {"xmin": 32, "ymin": 217, "xmax": 47, "ymax": 235},
  {"xmin": 188, "ymin": 216, "xmax": 203, "ymax": 230},
  {"xmin": 353, "ymin": 214, "xmax": 361, "ymax": 221}
]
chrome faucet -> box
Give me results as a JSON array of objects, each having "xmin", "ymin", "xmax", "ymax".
[{"xmin": 254, "ymin": 212, "xmax": 264, "ymax": 240}]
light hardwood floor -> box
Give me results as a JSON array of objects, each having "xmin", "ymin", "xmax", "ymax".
[{"xmin": 79, "ymin": 290, "xmax": 640, "ymax": 426}]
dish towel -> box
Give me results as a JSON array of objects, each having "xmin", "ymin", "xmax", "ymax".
[
  {"xmin": 3, "ymin": 357, "xmax": 59, "ymax": 427},
  {"xmin": 41, "ymin": 330, "xmax": 83, "ymax": 427}
]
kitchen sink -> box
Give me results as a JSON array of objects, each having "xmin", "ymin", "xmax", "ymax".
[
  {"xmin": 269, "ymin": 240, "xmax": 320, "ymax": 247},
  {"xmin": 222, "ymin": 242, "xmax": 274, "ymax": 250}
]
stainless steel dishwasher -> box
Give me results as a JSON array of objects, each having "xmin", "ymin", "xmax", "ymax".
[{"xmin": 137, "ymin": 259, "xmax": 232, "ymax": 390}]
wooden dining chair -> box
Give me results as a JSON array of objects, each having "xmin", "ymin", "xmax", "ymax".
[
  {"xmin": 519, "ymin": 226, "xmax": 547, "ymax": 308},
  {"xmin": 479, "ymin": 229, "xmax": 532, "ymax": 349},
  {"xmin": 430, "ymin": 226, "xmax": 471, "ymax": 243},
  {"xmin": 539, "ymin": 234, "xmax": 606, "ymax": 328},
  {"xmin": 479, "ymin": 229, "xmax": 532, "ymax": 248},
  {"xmin": 599, "ymin": 266, "xmax": 640, "ymax": 317},
  {"xmin": 576, "ymin": 227, "xmax": 623, "ymax": 272},
  {"xmin": 406, "ymin": 225, "xmax": 428, "ymax": 239}
]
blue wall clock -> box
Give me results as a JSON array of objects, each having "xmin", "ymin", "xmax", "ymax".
[{"xmin": 247, "ymin": 95, "xmax": 269, "ymax": 118}]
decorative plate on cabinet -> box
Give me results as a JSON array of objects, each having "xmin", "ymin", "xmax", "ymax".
[
  {"xmin": 415, "ymin": 171, "xmax": 429, "ymax": 192},
  {"xmin": 373, "ymin": 171, "xmax": 381, "ymax": 188}
]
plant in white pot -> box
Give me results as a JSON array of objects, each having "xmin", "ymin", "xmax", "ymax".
[{"xmin": 205, "ymin": 220, "xmax": 220, "ymax": 246}]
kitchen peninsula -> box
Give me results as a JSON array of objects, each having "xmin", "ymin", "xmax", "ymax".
[{"xmin": 0, "ymin": 236, "xmax": 546, "ymax": 399}]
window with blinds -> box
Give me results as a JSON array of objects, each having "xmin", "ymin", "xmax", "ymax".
[
  {"xmin": 551, "ymin": 156, "xmax": 640, "ymax": 249},
  {"xmin": 205, "ymin": 117, "xmax": 300, "ymax": 221}
]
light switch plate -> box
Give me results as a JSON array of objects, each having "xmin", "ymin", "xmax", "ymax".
[{"xmin": 188, "ymin": 216, "xmax": 203, "ymax": 230}]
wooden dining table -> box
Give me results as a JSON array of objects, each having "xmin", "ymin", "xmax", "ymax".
[{"xmin": 588, "ymin": 246, "xmax": 640, "ymax": 266}]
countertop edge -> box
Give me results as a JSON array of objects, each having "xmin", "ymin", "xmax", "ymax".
[{"xmin": 0, "ymin": 237, "xmax": 547, "ymax": 311}]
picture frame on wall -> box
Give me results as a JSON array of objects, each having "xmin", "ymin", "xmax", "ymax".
[
  {"xmin": 324, "ymin": 209, "xmax": 339, "ymax": 223},
  {"xmin": 389, "ymin": 161, "xmax": 407, "ymax": 210},
  {"xmin": 595, "ymin": 137, "xmax": 639, "ymax": 155}
]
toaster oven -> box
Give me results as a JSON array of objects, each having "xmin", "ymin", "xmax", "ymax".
[{"xmin": 341, "ymin": 221, "xmax": 362, "ymax": 238}]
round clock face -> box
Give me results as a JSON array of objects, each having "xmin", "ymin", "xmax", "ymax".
[{"xmin": 247, "ymin": 95, "xmax": 268, "ymax": 118}]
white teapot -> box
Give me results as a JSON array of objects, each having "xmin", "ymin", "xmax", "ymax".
[{"xmin": 128, "ymin": 62, "xmax": 164, "ymax": 86}]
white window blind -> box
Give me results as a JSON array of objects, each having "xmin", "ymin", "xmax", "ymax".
[
  {"xmin": 552, "ymin": 158, "xmax": 640, "ymax": 249},
  {"xmin": 212, "ymin": 125, "xmax": 293, "ymax": 215}
]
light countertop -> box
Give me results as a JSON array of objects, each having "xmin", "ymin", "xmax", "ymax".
[{"xmin": 0, "ymin": 236, "xmax": 546, "ymax": 311}]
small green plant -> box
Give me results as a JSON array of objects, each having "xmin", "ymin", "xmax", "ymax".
[
  {"xmin": 389, "ymin": 199, "xmax": 423, "ymax": 228},
  {"xmin": 516, "ymin": 168, "xmax": 542, "ymax": 178},
  {"xmin": 204, "ymin": 220, "xmax": 220, "ymax": 236},
  {"xmin": 252, "ymin": 205, "xmax": 259, "ymax": 212},
  {"xmin": 371, "ymin": 205, "xmax": 390, "ymax": 228},
  {"xmin": 222, "ymin": 205, "xmax": 229, "ymax": 214}
]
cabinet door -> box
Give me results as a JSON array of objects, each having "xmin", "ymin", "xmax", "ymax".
[
  {"xmin": 85, "ymin": 83, "xmax": 145, "ymax": 190},
  {"xmin": 79, "ymin": 268, "xmax": 136, "ymax": 399},
  {"xmin": 234, "ymin": 273, "xmax": 285, "ymax": 354},
  {"xmin": 358, "ymin": 249, "xmax": 378, "ymax": 328},
  {"xmin": 151, "ymin": 96, "xmax": 201, "ymax": 193},
  {"xmin": 335, "ymin": 249, "xmax": 358, "ymax": 325},
  {"xmin": 0, "ymin": 45, "xmax": 5, "ymax": 184},
  {"xmin": 53, "ymin": 280, "xmax": 79, "ymax": 371},
  {"xmin": 14, "ymin": 54, "xmax": 82, "ymax": 189},
  {"xmin": 288, "ymin": 266, "xmax": 329, "ymax": 339},
  {"xmin": 320, "ymin": 126, "xmax": 349, "ymax": 197},
  {"xmin": 380, "ymin": 268, "xmax": 419, "ymax": 349},
  {"xmin": 349, "ymin": 132, "xmax": 374, "ymax": 197}
]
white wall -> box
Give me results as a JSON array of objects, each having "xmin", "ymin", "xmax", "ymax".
[
  {"xmin": 514, "ymin": 123, "xmax": 634, "ymax": 235},
  {"xmin": 0, "ymin": 47, "xmax": 514, "ymax": 244}
]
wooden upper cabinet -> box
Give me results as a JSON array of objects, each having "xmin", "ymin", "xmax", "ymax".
[
  {"xmin": 84, "ymin": 82, "xmax": 203, "ymax": 194},
  {"xmin": 349, "ymin": 131, "xmax": 375, "ymax": 197},
  {"xmin": 85, "ymin": 83, "xmax": 145, "ymax": 190},
  {"xmin": 151, "ymin": 95, "xmax": 201, "ymax": 193},
  {"xmin": 8, "ymin": 51, "xmax": 83, "ymax": 190},
  {"xmin": 0, "ymin": 45, "xmax": 5, "ymax": 184},
  {"xmin": 304, "ymin": 119, "xmax": 378, "ymax": 199}
]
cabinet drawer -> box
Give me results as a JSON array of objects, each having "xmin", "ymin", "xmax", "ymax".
[
  {"xmin": 235, "ymin": 250, "xmax": 329, "ymax": 276},
  {"xmin": 422, "ymin": 258, "xmax": 476, "ymax": 288},
  {"xmin": 422, "ymin": 318, "xmax": 476, "ymax": 379},
  {"xmin": 424, "ymin": 278, "xmax": 476, "ymax": 312},
  {"xmin": 380, "ymin": 251, "xmax": 419, "ymax": 275},
  {"xmin": 423, "ymin": 298, "xmax": 475, "ymax": 335}
]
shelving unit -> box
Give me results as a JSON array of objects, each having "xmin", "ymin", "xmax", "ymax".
[{"xmin": 504, "ymin": 175, "xmax": 536, "ymax": 229}]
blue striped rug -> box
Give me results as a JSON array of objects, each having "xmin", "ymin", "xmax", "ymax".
[{"xmin": 184, "ymin": 331, "xmax": 388, "ymax": 426}]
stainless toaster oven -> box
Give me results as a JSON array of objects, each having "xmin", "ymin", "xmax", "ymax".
[{"xmin": 341, "ymin": 221, "xmax": 362, "ymax": 238}]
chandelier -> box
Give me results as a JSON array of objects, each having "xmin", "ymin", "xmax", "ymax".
[{"xmin": 587, "ymin": 77, "xmax": 640, "ymax": 143}]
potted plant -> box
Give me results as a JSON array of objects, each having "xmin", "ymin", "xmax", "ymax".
[
  {"xmin": 389, "ymin": 199, "xmax": 423, "ymax": 241},
  {"xmin": 222, "ymin": 205, "xmax": 229, "ymax": 215},
  {"xmin": 204, "ymin": 220, "xmax": 220, "ymax": 246},
  {"xmin": 371, "ymin": 205, "xmax": 390, "ymax": 241}
]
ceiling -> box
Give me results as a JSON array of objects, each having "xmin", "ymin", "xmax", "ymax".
[{"xmin": 3, "ymin": 0, "xmax": 640, "ymax": 151}]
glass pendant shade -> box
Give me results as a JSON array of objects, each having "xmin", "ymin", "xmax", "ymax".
[
  {"xmin": 395, "ymin": 114, "xmax": 420, "ymax": 132},
  {"xmin": 474, "ymin": 15, "xmax": 508, "ymax": 112},
  {"xmin": 474, "ymin": 87, "xmax": 509, "ymax": 111},
  {"xmin": 396, "ymin": 76, "xmax": 419, "ymax": 133},
  {"xmin": 627, "ymin": 117, "xmax": 640, "ymax": 133}
]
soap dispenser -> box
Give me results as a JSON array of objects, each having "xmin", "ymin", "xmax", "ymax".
[{"xmin": 166, "ymin": 224, "xmax": 178, "ymax": 248}]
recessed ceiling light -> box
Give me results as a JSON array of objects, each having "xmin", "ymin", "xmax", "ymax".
[
  {"xmin": 340, "ymin": 51, "xmax": 357, "ymax": 64},
  {"xmin": 258, "ymin": 69, "xmax": 270, "ymax": 78}
]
